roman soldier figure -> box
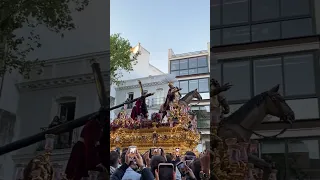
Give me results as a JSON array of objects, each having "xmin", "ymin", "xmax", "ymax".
[{"xmin": 159, "ymin": 81, "xmax": 182, "ymax": 119}]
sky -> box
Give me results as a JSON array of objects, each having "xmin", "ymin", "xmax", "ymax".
[{"xmin": 110, "ymin": 0, "xmax": 210, "ymax": 73}]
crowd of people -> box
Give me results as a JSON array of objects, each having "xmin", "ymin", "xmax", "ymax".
[{"xmin": 109, "ymin": 146, "xmax": 210, "ymax": 180}]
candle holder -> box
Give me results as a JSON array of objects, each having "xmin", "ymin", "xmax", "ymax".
[
  {"xmin": 45, "ymin": 134, "xmax": 56, "ymax": 152},
  {"xmin": 239, "ymin": 142, "xmax": 249, "ymax": 163}
]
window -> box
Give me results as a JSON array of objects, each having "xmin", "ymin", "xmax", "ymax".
[
  {"xmin": 198, "ymin": 78, "xmax": 209, "ymax": 92},
  {"xmin": 261, "ymin": 142, "xmax": 286, "ymax": 180},
  {"xmin": 189, "ymin": 58, "xmax": 198, "ymax": 68},
  {"xmin": 287, "ymin": 139, "xmax": 320, "ymax": 179},
  {"xmin": 198, "ymin": 67, "xmax": 209, "ymax": 74},
  {"xmin": 251, "ymin": 22, "xmax": 280, "ymax": 42},
  {"xmin": 260, "ymin": 138, "xmax": 320, "ymax": 180},
  {"xmin": 287, "ymin": 99, "xmax": 319, "ymax": 120},
  {"xmin": 189, "ymin": 80, "xmax": 198, "ymax": 91},
  {"xmin": 173, "ymin": 81, "xmax": 179, "ymax": 88},
  {"xmin": 211, "ymin": 63, "xmax": 221, "ymax": 83},
  {"xmin": 282, "ymin": 18, "xmax": 313, "ymax": 39},
  {"xmin": 283, "ymin": 54, "xmax": 315, "ymax": 96},
  {"xmin": 222, "ymin": 26, "xmax": 250, "ymax": 45},
  {"xmin": 254, "ymin": 57, "xmax": 283, "ymax": 95},
  {"xmin": 211, "ymin": 0, "xmax": 221, "ymax": 27},
  {"xmin": 198, "ymin": 56, "xmax": 208, "ymax": 67},
  {"xmin": 223, "ymin": 61, "xmax": 251, "ymax": 101},
  {"xmin": 251, "ymin": 0, "xmax": 279, "ymax": 21},
  {"xmin": 179, "ymin": 81, "xmax": 189, "ymax": 94},
  {"xmin": 200, "ymin": 93, "xmax": 210, "ymax": 100},
  {"xmin": 170, "ymin": 57, "xmax": 209, "ymax": 76},
  {"xmin": 179, "ymin": 70, "xmax": 189, "ymax": 76},
  {"xmin": 222, "ymin": 0, "xmax": 249, "ymax": 25},
  {"xmin": 170, "ymin": 60, "xmax": 179, "ymax": 71},
  {"xmin": 128, "ymin": 92, "xmax": 134, "ymax": 108},
  {"xmin": 211, "ymin": 29, "xmax": 221, "ymax": 46},
  {"xmin": 281, "ymin": 0, "xmax": 310, "ymax": 17},
  {"xmin": 58, "ymin": 101, "xmax": 76, "ymax": 148},
  {"xmin": 192, "ymin": 105, "xmax": 210, "ymax": 120},
  {"xmin": 171, "ymin": 71, "xmax": 179, "ymax": 77},
  {"xmin": 189, "ymin": 69, "xmax": 197, "ymax": 75},
  {"xmin": 180, "ymin": 59, "xmax": 188, "ymax": 69}
]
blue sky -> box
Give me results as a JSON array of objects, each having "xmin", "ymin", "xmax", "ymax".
[{"xmin": 110, "ymin": 0, "xmax": 210, "ymax": 73}]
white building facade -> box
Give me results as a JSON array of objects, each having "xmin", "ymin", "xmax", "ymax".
[
  {"xmin": 0, "ymin": 0, "xmax": 110, "ymax": 178},
  {"xmin": 110, "ymin": 43, "xmax": 164, "ymax": 119}
]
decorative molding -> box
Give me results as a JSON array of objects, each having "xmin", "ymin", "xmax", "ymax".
[
  {"xmin": 116, "ymin": 81, "xmax": 167, "ymax": 91},
  {"xmin": 43, "ymin": 51, "xmax": 110, "ymax": 65},
  {"xmin": 16, "ymin": 72, "xmax": 109, "ymax": 92},
  {"xmin": 12, "ymin": 148, "xmax": 72, "ymax": 164}
]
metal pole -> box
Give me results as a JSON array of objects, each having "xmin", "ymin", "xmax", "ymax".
[{"xmin": 0, "ymin": 93, "xmax": 154, "ymax": 156}]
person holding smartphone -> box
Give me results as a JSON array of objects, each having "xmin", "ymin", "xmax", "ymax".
[
  {"xmin": 155, "ymin": 163, "xmax": 176, "ymax": 180},
  {"xmin": 176, "ymin": 160, "xmax": 196, "ymax": 180},
  {"xmin": 110, "ymin": 146, "xmax": 154, "ymax": 180}
]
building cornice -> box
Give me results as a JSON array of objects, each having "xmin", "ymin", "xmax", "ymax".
[
  {"xmin": 12, "ymin": 148, "xmax": 72, "ymax": 164},
  {"xmin": 43, "ymin": 51, "xmax": 110, "ymax": 65},
  {"xmin": 16, "ymin": 71, "xmax": 109, "ymax": 92},
  {"xmin": 116, "ymin": 80, "xmax": 167, "ymax": 91}
]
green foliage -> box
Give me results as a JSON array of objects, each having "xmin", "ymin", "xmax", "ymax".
[
  {"xmin": 110, "ymin": 33, "xmax": 140, "ymax": 85},
  {"xmin": 0, "ymin": 0, "xmax": 90, "ymax": 78}
]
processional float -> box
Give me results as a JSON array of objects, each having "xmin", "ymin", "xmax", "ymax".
[{"xmin": 110, "ymin": 80, "xmax": 202, "ymax": 155}]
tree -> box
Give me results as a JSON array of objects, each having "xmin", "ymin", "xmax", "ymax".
[
  {"xmin": 0, "ymin": 0, "xmax": 90, "ymax": 78},
  {"xmin": 110, "ymin": 33, "xmax": 140, "ymax": 85}
]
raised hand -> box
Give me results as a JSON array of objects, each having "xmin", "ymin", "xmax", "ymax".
[{"xmin": 219, "ymin": 83, "xmax": 232, "ymax": 92}]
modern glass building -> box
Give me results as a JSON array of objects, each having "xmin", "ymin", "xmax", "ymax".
[
  {"xmin": 211, "ymin": 0, "xmax": 320, "ymax": 179},
  {"xmin": 168, "ymin": 46, "xmax": 210, "ymax": 150}
]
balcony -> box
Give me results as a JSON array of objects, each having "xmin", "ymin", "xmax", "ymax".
[
  {"xmin": 146, "ymin": 98, "xmax": 165, "ymax": 108},
  {"xmin": 36, "ymin": 127, "xmax": 73, "ymax": 151}
]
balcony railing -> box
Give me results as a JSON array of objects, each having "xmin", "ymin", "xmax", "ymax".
[
  {"xmin": 125, "ymin": 98, "xmax": 165, "ymax": 109},
  {"xmin": 146, "ymin": 97, "xmax": 165, "ymax": 108},
  {"xmin": 36, "ymin": 127, "xmax": 73, "ymax": 151}
]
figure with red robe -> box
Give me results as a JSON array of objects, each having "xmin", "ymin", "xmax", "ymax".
[
  {"xmin": 65, "ymin": 112, "xmax": 106, "ymax": 179},
  {"xmin": 130, "ymin": 80, "xmax": 148, "ymax": 120}
]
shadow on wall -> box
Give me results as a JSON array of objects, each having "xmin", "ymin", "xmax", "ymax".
[{"xmin": 0, "ymin": 109, "xmax": 16, "ymax": 146}]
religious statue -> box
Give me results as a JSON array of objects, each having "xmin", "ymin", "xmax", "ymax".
[
  {"xmin": 210, "ymin": 78, "xmax": 232, "ymax": 125},
  {"xmin": 65, "ymin": 109, "xmax": 107, "ymax": 180},
  {"xmin": 159, "ymin": 81, "xmax": 182, "ymax": 119},
  {"xmin": 130, "ymin": 80, "xmax": 149, "ymax": 120}
]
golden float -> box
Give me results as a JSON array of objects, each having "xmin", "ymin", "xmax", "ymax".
[{"xmin": 110, "ymin": 102, "xmax": 201, "ymax": 154}]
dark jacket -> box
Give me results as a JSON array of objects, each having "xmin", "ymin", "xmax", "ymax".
[{"xmin": 110, "ymin": 164, "xmax": 154, "ymax": 180}]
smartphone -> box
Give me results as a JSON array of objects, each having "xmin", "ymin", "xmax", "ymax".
[
  {"xmin": 128, "ymin": 146, "xmax": 137, "ymax": 158},
  {"xmin": 149, "ymin": 147, "xmax": 161, "ymax": 158},
  {"xmin": 158, "ymin": 163, "xmax": 174, "ymax": 180},
  {"xmin": 185, "ymin": 160, "xmax": 193, "ymax": 167},
  {"xmin": 176, "ymin": 161, "xmax": 186, "ymax": 176}
]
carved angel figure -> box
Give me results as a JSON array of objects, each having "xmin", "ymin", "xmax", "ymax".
[{"xmin": 23, "ymin": 154, "xmax": 54, "ymax": 180}]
